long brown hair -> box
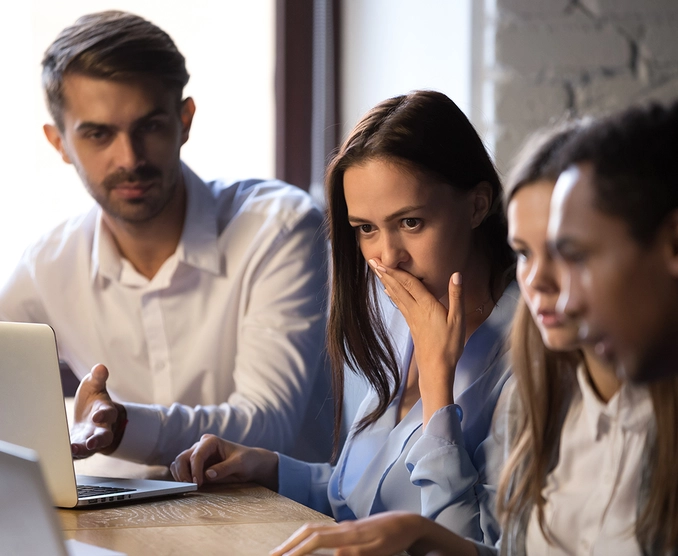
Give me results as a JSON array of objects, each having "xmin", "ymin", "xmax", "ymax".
[
  {"xmin": 497, "ymin": 121, "xmax": 584, "ymax": 542},
  {"xmin": 497, "ymin": 300, "xmax": 579, "ymax": 540},
  {"xmin": 501, "ymin": 303, "xmax": 678, "ymax": 552},
  {"xmin": 498, "ymin": 121, "xmax": 678, "ymax": 552},
  {"xmin": 325, "ymin": 90, "xmax": 515, "ymax": 452}
]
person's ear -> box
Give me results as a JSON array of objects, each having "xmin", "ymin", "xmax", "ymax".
[
  {"xmin": 470, "ymin": 181, "xmax": 493, "ymax": 229},
  {"xmin": 179, "ymin": 97, "xmax": 196, "ymax": 146},
  {"xmin": 663, "ymin": 209, "xmax": 678, "ymax": 278},
  {"xmin": 43, "ymin": 124, "xmax": 72, "ymax": 164}
]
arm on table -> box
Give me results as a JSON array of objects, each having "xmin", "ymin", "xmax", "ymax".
[{"xmin": 370, "ymin": 264, "xmax": 485, "ymax": 539}]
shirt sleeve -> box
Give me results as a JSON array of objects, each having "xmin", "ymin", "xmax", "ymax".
[
  {"xmin": 470, "ymin": 540, "xmax": 500, "ymax": 556},
  {"xmin": 114, "ymin": 208, "xmax": 332, "ymax": 465},
  {"xmin": 404, "ymin": 404, "xmax": 482, "ymax": 539},
  {"xmin": 404, "ymin": 378, "xmax": 513, "ymax": 546},
  {"xmin": 275, "ymin": 453, "xmax": 335, "ymax": 516}
]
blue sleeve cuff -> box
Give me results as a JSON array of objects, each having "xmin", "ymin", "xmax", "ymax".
[
  {"xmin": 277, "ymin": 453, "xmax": 335, "ymax": 516},
  {"xmin": 423, "ymin": 404, "xmax": 465, "ymax": 443}
]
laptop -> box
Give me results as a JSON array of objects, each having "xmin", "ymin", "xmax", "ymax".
[
  {"xmin": 0, "ymin": 439, "xmax": 126, "ymax": 555},
  {"xmin": 0, "ymin": 321, "xmax": 197, "ymax": 507},
  {"xmin": 0, "ymin": 439, "xmax": 125, "ymax": 554}
]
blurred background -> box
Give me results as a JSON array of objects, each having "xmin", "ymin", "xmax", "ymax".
[{"xmin": 1, "ymin": 0, "xmax": 677, "ymax": 287}]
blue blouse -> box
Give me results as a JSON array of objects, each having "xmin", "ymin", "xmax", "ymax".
[{"xmin": 278, "ymin": 282, "xmax": 519, "ymax": 544}]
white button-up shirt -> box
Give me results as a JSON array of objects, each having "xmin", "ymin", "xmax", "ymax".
[
  {"xmin": 0, "ymin": 164, "xmax": 333, "ymax": 465},
  {"xmin": 525, "ymin": 365, "xmax": 652, "ymax": 555}
]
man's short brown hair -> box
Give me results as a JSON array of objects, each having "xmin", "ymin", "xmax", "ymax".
[{"xmin": 42, "ymin": 10, "xmax": 190, "ymax": 130}]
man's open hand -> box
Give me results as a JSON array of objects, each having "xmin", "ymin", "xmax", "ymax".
[{"xmin": 69, "ymin": 364, "xmax": 123, "ymax": 458}]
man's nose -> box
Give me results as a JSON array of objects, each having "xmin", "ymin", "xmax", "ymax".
[
  {"xmin": 113, "ymin": 134, "xmax": 143, "ymax": 170},
  {"xmin": 556, "ymin": 267, "xmax": 583, "ymax": 319}
]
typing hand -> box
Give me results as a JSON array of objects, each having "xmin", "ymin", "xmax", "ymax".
[
  {"xmin": 69, "ymin": 364, "xmax": 123, "ymax": 458},
  {"xmin": 270, "ymin": 512, "xmax": 427, "ymax": 556},
  {"xmin": 368, "ymin": 259, "xmax": 465, "ymax": 423},
  {"xmin": 170, "ymin": 434, "xmax": 279, "ymax": 490},
  {"xmin": 270, "ymin": 511, "xmax": 479, "ymax": 556}
]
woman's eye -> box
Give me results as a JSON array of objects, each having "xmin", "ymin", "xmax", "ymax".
[
  {"xmin": 359, "ymin": 224, "xmax": 373, "ymax": 234},
  {"xmin": 402, "ymin": 218, "xmax": 421, "ymax": 229}
]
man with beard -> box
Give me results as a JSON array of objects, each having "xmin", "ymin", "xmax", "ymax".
[{"xmin": 0, "ymin": 11, "xmax": 332, "ymax": 468}]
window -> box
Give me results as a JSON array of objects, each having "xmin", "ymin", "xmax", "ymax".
[{"xmin": 341, "ymin": 0, "xmax": 472, "ymax": 137}]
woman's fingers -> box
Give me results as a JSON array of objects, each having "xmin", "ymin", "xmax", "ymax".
[
  {"xmin": 448, "ymin": 272, "xmax": 466, "ymax": 351},
  {"xmin": 170, "ymin": 434, "xmax": 226, "ymax": 486},
  {"xmin": 170, "ymin": 448, "xmax": 194, "ymax": 483},
  {"xmin": 189, "ymin": 434, "xmax": 229, "ymax": 486},
  {"xmin": 368, "ymin": 258, "xmax": 435, "ymax": 318},
  {"xmin": 448, "ymin": 272, "xmax": 464, "ymax": 322},
  {"xmin": 269, "ymin": 522, "xmax": 327, "ymax": 556},
  {"xmin": 271, "ymin": 512, "xmax": 424, "ymax": 556},
  {"xmin": 270, "ymin": 522, "xmax": 375, "ymax": 556}
]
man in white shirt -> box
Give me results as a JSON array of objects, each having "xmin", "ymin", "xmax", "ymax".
[
  {"xmin": 548, "ymin": 100, "xmax": 678, "ymax": 385},
  {"xmin": 0, "ymin": 10, "xmax": 332, "ymax": 466}
]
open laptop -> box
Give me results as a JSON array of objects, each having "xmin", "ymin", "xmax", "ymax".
[
  {"xmin": 0, "ymin": 439, "xmax": 126, "ymax": 555},
  {"xmin": 0, "ymin": 321, "xmax": 197, "ymax": 507}
]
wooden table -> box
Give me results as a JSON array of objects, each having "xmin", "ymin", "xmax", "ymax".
[{"xmin": 57, "ymin": 483, "xmax": 333, "ymax": 555}]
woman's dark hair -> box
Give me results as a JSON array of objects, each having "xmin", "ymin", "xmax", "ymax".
[
  {"xmin": 325, "ymin": 90, "xmax": 514, "ymax": 452},
  {"xmin": 42, "ymin": 10, "xmax": 189, "ymax": 130},
  {"xmin": 558, "ymin": 100, "xmax": 678, "ymax": 245}
]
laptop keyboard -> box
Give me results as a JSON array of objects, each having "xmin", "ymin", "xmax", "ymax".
[{"xmin": 77, "ymin": 484, "xmax": 137, "ymax": 498}]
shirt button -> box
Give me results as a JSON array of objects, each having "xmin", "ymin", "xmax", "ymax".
[{"xmin": 155, "ymin": 361, "xmax": 165, "ymax": 371}]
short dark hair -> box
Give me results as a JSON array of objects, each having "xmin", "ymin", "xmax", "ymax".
[
  {"xmin": 42, "ymin": 10, "xmax": 190, "ymax": 129},
  {"xmin": 325, "ymin": 90, "xmax": 515, "ymax": 451},
  {"xmin": 558, "ymin": 100, "xmax": 678, "ymax": 244}
]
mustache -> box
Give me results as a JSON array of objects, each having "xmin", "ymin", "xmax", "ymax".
[{"xmin": 103, "ymin": 166, "xmax": 162, "ymax": 189}]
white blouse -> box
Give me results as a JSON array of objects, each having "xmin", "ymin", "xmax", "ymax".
[{"xmin": 525, "ymin": 365, "xmax": 653, "ymax": 555}]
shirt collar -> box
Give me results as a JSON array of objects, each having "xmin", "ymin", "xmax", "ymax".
[
  {"xmin": 90, "ymin": 162, "xmax": 222, "ymax": 285},
  {"xmin": 90, "ymin": 211, "xmax": 120, "ymax": 284},
  {"xmin": 176, "ymin": 162, "xmax": 222, "ymax": 276},
  {"xmin": 576, "ymin": 364, "xmax": 653, "ymax": 441}
]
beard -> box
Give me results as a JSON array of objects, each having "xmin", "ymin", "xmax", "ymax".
[
  {"xmin": 81, "ymin": 163, "xmax": 179, "ymax": 224},
  {"xmin": 101, "ymin": 164, "xmax": 163, "ymax": 190}
]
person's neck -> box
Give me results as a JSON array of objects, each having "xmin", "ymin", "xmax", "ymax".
[
  {"xmin": 459, "ymin": 254, "xmax": 496, "ymax": 342},
  {"xmin": 103, "ymin": 182, "xmax": 187, "ymax": 280},
  {"xmin": 582, "ymin": 348, "xmax": 622, "ymax": 403}
]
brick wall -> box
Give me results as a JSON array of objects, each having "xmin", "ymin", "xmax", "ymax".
[{"xmin": 485, "ymin": 0, "xmax": 678, "ymax": 173}]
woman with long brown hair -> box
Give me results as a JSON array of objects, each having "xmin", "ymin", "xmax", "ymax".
[
  {"xmin": 170, "ymin": 90, "xmax": 517, "ymax": 544},
  {"xmin": 270, "ymin": 119, "xmax": 678, "ymax": 555}
]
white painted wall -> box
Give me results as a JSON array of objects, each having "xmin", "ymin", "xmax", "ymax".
[
  {"xmin": 340, "ymin": 0, "xmax": 473, "ymax": 137},
  {"xmin": 339, "ymin": 0, "xmax": 474, "ymax": 427},
  {"xmin": 0, "ymin": 1, "xmax": 274, "ymax": 287}
]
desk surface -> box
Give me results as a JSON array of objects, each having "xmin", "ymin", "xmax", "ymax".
[{"xmin": 58, "ymin": 483, "xmax": 332, "ymax": 556}]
